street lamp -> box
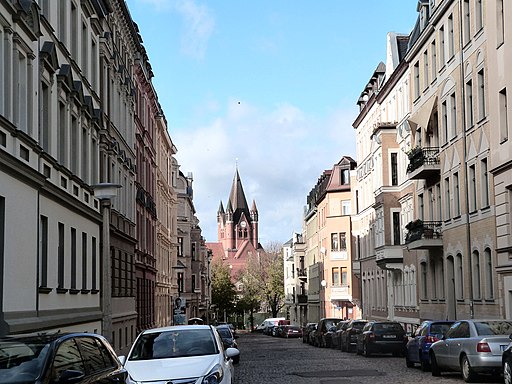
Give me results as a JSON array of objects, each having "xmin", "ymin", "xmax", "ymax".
[{"xmin": 93, "ymin": 183, "xmax": 121, "ymax": 343}]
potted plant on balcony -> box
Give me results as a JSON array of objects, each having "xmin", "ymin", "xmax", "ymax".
[{"xmin": 405, "ymin": 219, "xmax": 423, "ymax": 230}]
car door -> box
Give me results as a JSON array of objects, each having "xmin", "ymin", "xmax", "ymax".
[
  {"xmin": 77, "ymin": 336, "xmax": 127, "ymax": 384},
  {"xmin": 408, "ymin": 322, "xmax": 426, "ymax": 362},
  {"xmin": 446, "ymin": 321, "xmax": 470, "ymax": 370},
  {"xmin": 433, "ymin": 321, "xmax": 460, "ymax": 369}
]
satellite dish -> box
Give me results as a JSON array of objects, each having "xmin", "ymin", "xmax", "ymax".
[{"xmin": 320, "ymin": 247, "xmax": 326, "ymax": 255}]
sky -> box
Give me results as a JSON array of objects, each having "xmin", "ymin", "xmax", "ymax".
[{"xmin": 124, "ymin": 0, "xmax": 418, "ymax": 245}]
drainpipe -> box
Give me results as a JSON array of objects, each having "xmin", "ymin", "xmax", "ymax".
[{"xmin": 458, "ymin": 0, "xmax": 474, "ymax": 319}]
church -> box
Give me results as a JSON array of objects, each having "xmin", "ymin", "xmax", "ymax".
[{"xmin": 206, "ymin": 169, "xmax": 264, "ymax": 280}]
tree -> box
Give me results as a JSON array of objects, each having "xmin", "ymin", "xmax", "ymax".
[
  {"xmin": 211, "ymin": 261, "xmax": 237, "ymax": 322},
  {"xmin": 238, "ymin": 241, "xmax": 285, "ymax": 318}
]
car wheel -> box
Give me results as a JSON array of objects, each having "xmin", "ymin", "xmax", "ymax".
[
  {"xmin": 430, "ymin": 352, "xmax": 441, "ymax": 377},
  {"xmin": 233, "ymin": 356, "xmax": 240, "ymax": 364},
  {"xmin": 363, "ymin": 343, "xmax": 371, "ymax": 357},
  {"xmin": 504, "ymin": 359, "xmax": 512, "ymax": 384},
  {"xmin": 405, "ymin": 354, "xmax": 414, "ymax": 368},
  {"xmin": 461, "ymin": 354, "xmax": 477, "ymax": 383}
]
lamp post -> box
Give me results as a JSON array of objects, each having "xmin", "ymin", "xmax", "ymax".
[{"xmin": 93, "ymin": 183, "xmax": 121, "ymax": 343}]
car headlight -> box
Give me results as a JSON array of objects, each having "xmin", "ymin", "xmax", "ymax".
[{"xmin": 202, "ymin": 364, "xmax": 224, "ymax": 384}]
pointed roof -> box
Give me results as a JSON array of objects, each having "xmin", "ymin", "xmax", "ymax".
[
  {"xmin": 251, "ymin": 199, "xmax": 258, "ymax": 212},
  {"xmin": 228, "ymin": 169, "xmax": 250, "ymax": 224},
  {"xmin": 218, "ymin": 201, "xmax": 225, "ymax": 214}
]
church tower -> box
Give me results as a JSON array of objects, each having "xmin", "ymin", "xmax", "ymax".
[{"xmin": 217, "ymin": 168, "xmax": 259, "ymax": 253}]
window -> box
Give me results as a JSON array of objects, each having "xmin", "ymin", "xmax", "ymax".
[
  {"xmin": 341, "ymin": 267, "xmax": 347, "ymax": 286},
  {"xmin": 391, "ymin": 152, "xmax": 398, "ymax": 186},
  {"xmin": 82, "ymin": 22, "xmax": 88, "ymax": 75},
  {"xmin": 177, "ymin": 272, "xmax": 184, "ymax": 293},
  {"xmin": 456, "ymin": 253, "xmax": 464, "ymax": 299},
  {"xmin": 484, "ymin": 248, "xmax": 494, "ymax": 299},
  {"xmin": 58, "ymin": 102, "xmax": 67, "ymax": 165},
  {"xmin": 478, "ymin": 69, "xmax": 486, "ymax": 120},
  {"xmin": 448, "ymin": 14, "xmax": 454, "ymax": 58},
  {"xmin": 341, "ymin": 200, "xmax": 351, "ymax": 215},
  {"xmin": 481, "ymin": 158, "xmax": 489, "ymax": 207},
  {"xmin": 82, "ymin": 233, "xmax": 87, "ymax": 290},
  {"xmin": 475, "ymin": 0, "xmax": 483, "ymax": 32},
  {"xmin": 191, "ymin": 242, "xmax": 196, "ymax": 260},
  {"xmin": 177, "ymin": 237, "xmax": 183, "ymax": 257},
  {"xmin": 442, "ymin": 100, "xmax": 448, "ymax": 144},
  {"xmin": 92, "ymin": 237, "xmax": 97, "ymax": 290},
  {"xmin": 431, "ymin": 40, "xmax": 437, "ymax": 80},
  {"xmin": 463, "ymin": 0, "xmax": 470, "ymax": 45},
  {"xmin": 420, "ymin": 262, "xmax": 428, "ymax": 299},
  {"xmin": 52, "ymin": 339, "xmax": 85, "ymax": 381},
  {"xmin": 469, "ymin": 164, "xmax": 477, "ymax": 211},
  {"xmin": 192, "ymin": 275, "xmax": 196, "ymax": 292},
  {"xmin": 418, "ymin": 193, "xmax": 424, "ymax": 220},
  {"xmin": 500, "ymin": 88, "xmax": 508, "ymax": 142},
  {"xmin": 466, "ymin": 79, "xmax": 474, "ymax": 128},
  {"xmin": 423, "ymin": 50, "xmax": 429, "ymax": 89},
  {"xmin": 439, "ymin": 25, "xmax": 446, "ymax": 65},
  {"xmin": 341, "ymin": 169, "xmax": 350, "ymax": 185},
  {"xmin": 497, "ymin": 0, "xmax": 505, "ymax": 46},
  {"xmin": 445, "ymin": 177, "xmax": 451, "ymax": 219},
  {"xmin": 392, "ymin": 212, "xmax": 401, "ymax": 245},
  {"xmin": 331, "ymin": 233, "xmax": 338, "ymax": 251},
  {"xmin": 340, "ymin": 232, "xmax": 347, "ymax": 251},
  {"xmin": 472, "ymin": 251, "xmax": 481, "ymax": 299},
  {"xmin": 71, "ymin": 2, "xmax": 78, "ymax": 58},
  {"xmin": 414, "ymin": 61, "xmax": 420, "ymax": 99},
  {"xmin": 41, "ymin": 83, "xmax": 50, "ymax": 151},
  {"xmin": 71, "ymin": 116, "xmax": 78, "ymax": 173},
  {"xmin": 450, "ymin": 92, "xmax": 457, "ymax": 138},
  {"xmin": 40, "ymin": 216, "xmax": 48, "ymax": 288},
  {"xmin": 70, "ymin": 228, "xmax": 77, "ymax": 291},
  {"xmin": 78, "ymin": 337, "xmax": 116, "ymax": 373},
  {"xmin": 58, "ymin": 222, "xmax": 65, "ymax": 289},
  {"xmin": 454, "ymin": 172, "xmax": 460, "ymax": 216},
  {"xmin": 332, "ymin": 268, "xmax": 340, "ymax": 286}
]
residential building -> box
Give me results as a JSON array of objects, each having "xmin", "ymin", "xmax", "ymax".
[
  {"xmin": 487, "ymin": 0, "xmax": 512, "ymax": 318},
  {"xmin": 404, "ymin": 0, "xmax": 498, "ymax": 322},
  {"xmin": 155, "ymin": 114, "xmax": 178, "ymax": 328},
  {"xmin": 0, "ymin": 0, "xmax": 111, "ymax": 336},
  {"xmin": 283, "ymin": 233, "xmax": 307, "ymax": 325}
]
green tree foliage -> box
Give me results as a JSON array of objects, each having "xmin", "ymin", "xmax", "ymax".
[
  {"xmin": 238, "ymin": 241, "xmax": 284, "ymax": 318},
  {"xmin": 211, "ymin": 260, "xmax": 237, "ymax": 322}
]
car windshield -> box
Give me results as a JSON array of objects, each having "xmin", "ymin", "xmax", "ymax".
[
  {"xmin": 129, "ymin": 329, "xmax": 218, "ymax": 360},
  {"xmin": 475, "ymin": 321, "xmax": 512, "ymax": 336},
  {"xmin": 352, "ymin": 322, "xmax": 366, "ymax": 330},
  {"xmin": 430, "ymin": 323, "xmax": 452, "ymax": 335},
  {"xmin": 0, "ymin": 339, "xmax": 49, "ymax": 383},
  {"xmin": 217, "ymin": 328, "xmax": 232, "ymax": 339}
]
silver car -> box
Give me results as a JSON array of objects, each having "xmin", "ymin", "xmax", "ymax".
[{"xmin": 429, "ymin": 319, "xmax": 512, "ymax": 382}]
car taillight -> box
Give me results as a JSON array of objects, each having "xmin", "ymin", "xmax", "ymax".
[
  {"xmin": 477, "ymin": 342, "xmax": 491, "ymax": 353},
  {"xmin": 368, "ymin": 333, "xmax": 375, "ymax": 341},
  {"xmin": 425, "ymin": 335, "xmax": 439, "ymax": 343}
]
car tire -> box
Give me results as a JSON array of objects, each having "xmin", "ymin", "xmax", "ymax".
[
  {"xmin": 430, "ymin": 352, "xmax": 441, "ymax": 377},
  {"xmin": 406, "ymin": 354, "xmax": 414, "ymax": 368},
  {"xmin": 233, "ymin": 356, "xmax": 240, "ymax": 364},
  {"xmin": 461, "ymin": 354, "xmax": 477, "ymax": 383},
  {"xmin": 504, "ymin": 359, "xmax": 512, "ymax": 384},
  {"xmin": 363, "ymin": 343, "xmax": 371, "ymax": 357}
]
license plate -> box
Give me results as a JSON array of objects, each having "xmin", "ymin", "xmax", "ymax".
[
  {"xmin": 383, "ymin": 335, "xmax": 396, "ymax": 339},
  {"xmin": 501, "ymin": 345, "xmax": 508, "ymax": 352}
]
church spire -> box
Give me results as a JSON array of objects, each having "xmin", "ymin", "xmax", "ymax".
[{"xmin": 228, "ymin": 168, "xmax": 250, "ymax": 221}]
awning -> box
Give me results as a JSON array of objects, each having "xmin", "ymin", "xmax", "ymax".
[{"xmin": 408, "ymin": 95, "xmax": 437, "ymax": 130}]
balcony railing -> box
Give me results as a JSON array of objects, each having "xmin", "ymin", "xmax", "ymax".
[
  {"xmin": 405, "ymin": 220, "xmax": 443, "ymax": 249},
  {"xmin": 296, "ymin": 268, "xmax": 307, "ymax": 282},
  {"xmin": 297, "ymin": 294, "xmax": 308, "ymax": 304},
  {"xmin": 406, "ymin": 146, "xmax": 440, "ymax": 180}
]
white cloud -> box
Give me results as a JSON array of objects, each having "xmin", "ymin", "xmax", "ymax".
[
  {"xmin": 173, "ymin": 0, "xmax": 215, "ymax": 60},
  {"xmin": 173, "ymin": 99, "xmax": 357, "ymax": 245}
]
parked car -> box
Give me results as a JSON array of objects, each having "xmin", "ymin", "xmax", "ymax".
[
  {"xmin": 120, "ymin": 325, "xmax": 239, "ymax": 384},
  {"xmin": 332, "ymin": 320, "xmax": 350, "ymax": 349},
  {"xmin": 429, "ymin": 319, "xmax": 512, "ymax": 382},
  {"xmin": 0, "ymin": 332, "xmax": 127, "ymax": 384},
  {"xmin": 323, "ymin": 325, "xmax": 338, "ymax": 348},
  {"xmin": 340, "ymin": 319, "xmax": 367, "ymax": 352},
  {"xmin": 315, "ymin": 318, "xmax": 342, "ymax": 348},
  {"xmin": 405, "ymin": 320, "xmax": 454, "ymax": 371},
  {"xmin": 216, "ymin": 325, "xmax": 240, "ymax": 364},
  {"xmin": 302, "ymin": 323, "xmax": 316, "ymax": 344},
  {"xmin": 356, "ymin": 321, "xmax": 407, "ymax": 357},
  {"xmin": 502, "ymin": 335, "xmax": 512, "ymax": 384},
  {"xmin": 281, "ymin": 325, "xmax": 303, "ymax": 338}
]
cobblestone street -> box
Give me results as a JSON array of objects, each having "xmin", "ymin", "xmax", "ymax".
[{"xmin": 233, "ymin": 332, "xmax": 503, "ymax": 384}]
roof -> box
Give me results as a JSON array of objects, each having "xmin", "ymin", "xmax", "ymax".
[{"xmin": 227, "ymin": 169, "xmax": 251, "ymax": 224}]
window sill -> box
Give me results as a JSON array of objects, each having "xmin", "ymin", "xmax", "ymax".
[
  {"xmin": 69, "ymin": 289, "xmax": 80, "ymax": 295},
  {"xmin": 91, "ymin": 289, "xmax": 99, "ymax": 294},
  {"xmin": 38, "ymin": 287, "xmax": 52, "ymax": 294},
  {"xmin": 56, "ymin": 288, "xmax": 68, "ymax": 294}
]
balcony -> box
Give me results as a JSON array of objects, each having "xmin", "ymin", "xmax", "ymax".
[
  {"xmin": 406, "ymin": 147, "xmax": 440, "ymax": 180},
  {"xmin": 375, "ymin": 245, "xmax": 403, "ymax": 270},
  {"xmin": 329, "ymin": 285, "xmax": 351, "ymax": 301},
  {"xmin": 296, "ymin": 268, "xmax": 307, "ymax": 282},
  {"xmin": 285, "ymin": 294, "xmax": 295, "ymax": 305},
  {"xmin": 405, "ymin": 220, "xmax": 443, "ymax": 250},
  {"xmin": 297, "ymin": 294, "xmax": 308, "ymax": 305}
]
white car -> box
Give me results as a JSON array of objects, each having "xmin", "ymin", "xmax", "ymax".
[{"xmin": 119, "ymin": 325, "xmax": 239, "ymax": 384}]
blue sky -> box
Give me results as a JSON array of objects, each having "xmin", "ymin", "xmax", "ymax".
[{"xmin": 125, "ymin": 0, "xmax": 418, "ymax": 245}]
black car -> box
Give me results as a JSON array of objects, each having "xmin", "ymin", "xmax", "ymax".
[
  {"xmin": 340, "ymin": 320, "xmax": 367, "ymax": 352},
  {"xmin": 0, "ymin": 332, "xmax": 127, "ymax": 383},
  {"xmin": 216, "ymin": 325, "xmax": 240, "ymax": 364},
  {"xmin": 302, "ymin": 323, "xmax": 316, "ymax": 344},
  {"xmin": 315, "ymin": 318, "xmax": 342, "ymax": 348},
  {"xmin": 356, "ymin": 321, "xmax": 407, "ymax": 357}
]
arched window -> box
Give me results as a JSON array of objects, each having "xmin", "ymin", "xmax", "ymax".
[
  {"xmin": 420, "ymin": 262, "xmax": 428, "ymax": 299},
  {"xmin": 472, "ymin": 250, "xmax": 481, "ymax": 299},
  {"xmin": 484, "ymin": 248, "xmax": 493, "ymax": 299},
  {"xmin": 456, "ymin": 253, "xmax": 464, "ymax": 299}
]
